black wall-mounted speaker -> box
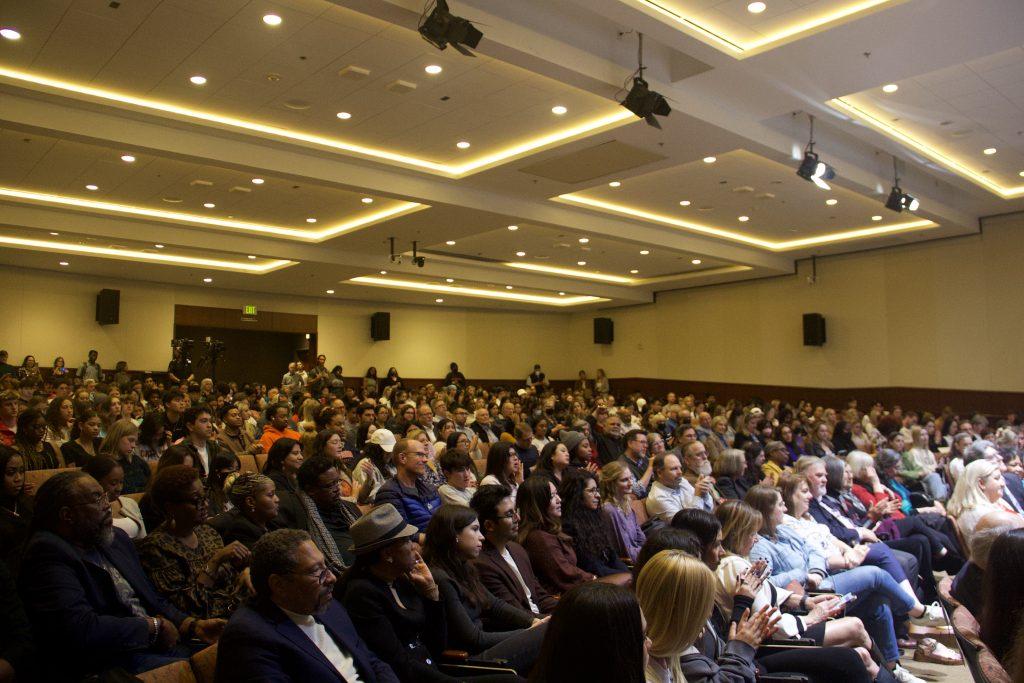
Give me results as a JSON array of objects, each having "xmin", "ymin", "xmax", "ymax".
[
  {"xmin": 96, "ymin": 289, "xmax": 120, "ymax": 325},
  {"xmin": 594, "ymin": 317, "xmax": 614, "ymax": 344},
  {"xmin": 370, "ymin": 312, "xmax": 390, "ymax": 341},
  {"xmin": 803, "ymin": 313, "xmax": 826, "ymax": 346}
]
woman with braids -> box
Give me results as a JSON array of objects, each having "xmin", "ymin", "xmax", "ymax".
[{"xmin": 209, "ymin": 472, "xmax": 279, "ymax": 548}]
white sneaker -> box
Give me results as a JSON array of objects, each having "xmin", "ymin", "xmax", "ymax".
[
  {"xmin": 892, "ymin": 664, "xmax": 926, "ymax": 683},
  {"xmin": 909, "ymin": 602, "xmax": 947, "ymax": 627}
]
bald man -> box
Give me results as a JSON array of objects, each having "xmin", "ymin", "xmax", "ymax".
[{"xmin": 950, "ymin": 510, "xmax": 1024, "ymax": 616}]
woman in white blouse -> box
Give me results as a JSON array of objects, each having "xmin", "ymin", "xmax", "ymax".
[
  {"xmin": 947, "ymin": 459, "xmax": 1018, "ymax": 545},
  {"xmin": 82, "ymin": 456, "xmax": 147, "ymax": 539}
]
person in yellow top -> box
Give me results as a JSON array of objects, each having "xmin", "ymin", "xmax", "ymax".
[{"xmin": 761, "ymin": 440, "xmax": 792, "ymax": 486}]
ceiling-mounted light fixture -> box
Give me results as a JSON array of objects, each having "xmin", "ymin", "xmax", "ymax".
[
  {"xmin": 885, "ymin": 157, "xmax": 919, "ymax": 213},
  {"xmin": 418, "ymin": 0, "xmax": 483, "ymax": 56},
  {"xmin": 620, "ymin": 33, "xmax": 671, "ymax": 129},
  {"xmin": 795, "ymin": 114, "xmax": 835, "ymax": 190}
]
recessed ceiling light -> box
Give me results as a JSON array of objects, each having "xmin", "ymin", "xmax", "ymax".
[
  {"xmin": 247, "ymin": 254, "xmax": 256, "ymax": 259},
  {"xmin": 558, "ymin": 291, "xmax": 566, "ymax": 296},
  {"xmin": 0, "ymin": 28, "xmax": 22, "ymax": 41},
  {"xmin": 825, "ymin": 198, "xmax": 838, "ymax": 206},
  {"xmin": 59, "ymin": 261, "xmax": 69, "ymax": 266},
  {"xmin": 515, "ymin": 251, "xmax": 526, "ymax": 257},
  {"xmin": 679, "ymin": 200, "xmax": 691, "ymax": 206},
  {"xmin": 49, "ymin": 231, "xmax": 59, "ymax": 236},
  {"xmin": 361, "ymin": 197, "xmax": 374, "ymax": 204},
  {"xmin": 505, "ymin": 285, "xmax": 513, "ymax": 290},
  {"xmin": 882, "ymin": 83, "xmax": 899, "ymax": 93},
  {"xmin": 85, "ymin": 184, "xmax": 99, "ymax": 191},
  {"xmin": 703, "ymin": 156, "xmax": 717, "ymax": 163},
  {"xmin": 578, "ymin": 237, "xmax": 589, "ymax": 244},
  {"xmin": 507, "ymin": 225, "xmax": 518, "ymax": 231},
  {"xmin": 120, "ymin": 154, "xmax": 136, "ymax": 163},
  {"xmin": 983, "ymin": 147, "xmax": 997, "ymax": 155},
  {"xmin": 379, "ymin": 270, "xmax": 387, "ymax": 275},
  {"xmin": 871, "ymin": 215, "xmax": 883, "ymax": 221},
  {"xmin": 640, "ymin": 249, "xmax": 650, "ymax": 255},
  {"xmin": 577, "ymin": 260, "xmax": 587, "ymax": 266},
  {"xmin": 747, "ymin": 2, "xmax": 767, "ymax": 13},
  {"xmin": 203, "ymin": 277, "xmax": 213, "ymax": 283},
  {"xmin": 425, "ymin": 64, "xmax": 443, "ymax": 74},
  {"xmin": 189, "ymin": 75, "xmax": 207, "ymax": 86},
  {"xmin": 336, "ymin": 111, "xmax": 352, "ymax": 120},
  {"xmin": 691, "ymin": 258, "xmax": 702, "ymax": 265},
  {"xmin": 262, "ymin": 14, "xmax": 282, "ymax": 26},
  {"xmin": 251, "ymin": 178, "xmax": 264, "ymax": 184},
  {"xmin": 445, "ymin": 278, "xmax": 454, "ymax": 283},
  {"xmin": 306, "ymin": 218, "xmax": 317, "ymax": 223},
  {"xmin": 629, "ymin": 269, "xmax": 639, "ymax": 274},
  {"xmin": 456, "ymin": 141, "xmax": 471, "ymax": 149},
  {"xmin": 737, "ymin": 215, "xmax": 749, "ymax": 222},
  {"xmin": 445, "ymin": 240, "xmax": 456, "ymax": 246},
  {"xmin": 435, "ymin": 298, "xmax": 444, "ymax": 303},
  {"xmin": 155, "ymin": 244, "xmax": 165, "ymax": 249},
  {"xmin": 608, "ymin": 181, "xmax": 621, "ymax": 187},
  {"xmin": 551, "ymin": 105, "xmax": 567, "ymax": 115},
  {"xmin": 203, "ymin": 202, "xmax": 216, "ymax": 208},
  {"xmin": 326, "ymin": 289, "xmax": 335, "ymax": 294}
]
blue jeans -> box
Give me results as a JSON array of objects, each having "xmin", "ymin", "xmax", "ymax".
[
  {"xmin": 920, "ymin": 472, "xmax": 948, "ymax": 501},
  {"xmin": 863, "ymin": 542, "xmax": 908, "ymax": 584},
  {"xmin": 821, "ymin": 565, "xmax": 917, "ymax": 663}
]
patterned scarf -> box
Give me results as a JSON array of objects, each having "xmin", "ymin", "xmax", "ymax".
[{"xmin": 297, "ymin": 491, "xmax": 353, "ymax": 574}]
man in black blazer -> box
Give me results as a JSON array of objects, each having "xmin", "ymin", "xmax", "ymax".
[
  {"xmin": 470, "ymin": 485, "xmax": 558, "ymax": 615},
  {"xmin": 216, "ymin": 529, "xmax": 397, "ymax": 682}
]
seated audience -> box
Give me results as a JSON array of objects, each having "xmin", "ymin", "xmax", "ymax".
[
  {"xmin": 259, "ymin": 403, "xmax": 301, "ymax": 452},
  {"xmin": 210, "ymin": 472, "xmax": 280, "ymax": 549},
  {"xmin": 0, "ymin": 446, "xmax": 32, "ymax": 571},
  {"xmin": 599, "ymin": 460, "xmax": 646, "ymax": 563},
  {"xmin": 479, "ymin": 441, "xmax": 523, "ymax": 501},
  {"xmin": 14, "ymin": 408, "xmax": 62, "ymax": 470},
  {"xmin": 82, "ymin": 456, "xmax": 147, "ymax": 540},
  {"xmin": 137, "ymin": 465, "xmax": 247, "ymax": 619},
  {"xmin": 874, "ymin": 449, "xmax": 949, "ymax": 519},
  {"xmin": 529, "ymin": 582, "xmax": 648, "ymax": 683},
  {"xmin": 951, "ymin": 510, "xmax": 1024, "ymax": 617},
  {"xmin": 215, "ymin": 528, "xmax": 398, "ymax": 682},
  {"xmin": 206, "ymin": 450, "xmax": 241, "ymax": 517},
  {"xmin": 423, "ymin": 504, "xmax": 547, "ymax": 676},
  {"xmin": 559, "ymin": 469, "xmax": 632, "ymax": 583},
  {"xmin": 517, "ymin": 474, "xmax": 597, "ymax": 593},
  {"xmin": 292, "ymin": 456, "xmax": 363, "ymax": 571},
  {"xmin": 947, "ymin": 458, "xmax": 1017, "ymax": 544},
  {"xmin": 43, "ymin": 395, "xmax": 74, "ymax": 452},
  {"xmin": 902, "ymin": 426, "xmax": 948, "ymax": 501},
  {"xmin": 354, "ymin": 431, "xmax": 396, "ymax": 503},
  {"xmin": 19, "ymin": 471, "xmax": 221, "ymax": 679},
  {"xmin": 262, "ymin": 436, "xmax": 304, "ymax": 512},
  {"xmin": 101, "ymin": 418, "xmax": 149, "ymax": 494},
  {"xmin": 339, "ymin": 504, "xmax": 472, "ymax": 683},
  {"xmin": 438, "ymin": 447, "xmax": 478, "ymax": 506},
  {"xmin": 980, "ymin": 528, "xmax": 1024, "ymax": 668},
  {"xmin": 374, "ymin": 437, "xmax": 441, "ymax": 536},
  {"xmin": 215, "ymin": 403, "xmax": 262, "ymax": 455},
  {"xmin": 760, "ymin": 440, "xmax": 791, "ymax": 486},
  {"xmin": 646, "ymin": 452, "xmax": 705, "ymax": 523},
  {"xmin": 471, "ymin": 484, "xmax": 557, "ymax": 616},
  {"xmin": 533, "ymin": 440, "xmax": 572, "ymax": 488},
  {"xmin": 618, "ymin": 429, "xmax": 652, "ymax": 499},
  {"xmin": 139, "ymin": 444, "xmax": 197, "ymax": 531},
  {"xmin": 712, "ymin": 448, "xmax": 752, "ymax": 501},
  {"xmin": 312, "ymin": 428, "xmax": 363, "ymax": 500}
]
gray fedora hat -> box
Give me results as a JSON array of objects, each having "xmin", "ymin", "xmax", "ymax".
[{"xmin": 349, "ymin": 503, "xmax": 419, "ymax": 554}]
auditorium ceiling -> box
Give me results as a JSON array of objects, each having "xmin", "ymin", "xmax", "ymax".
[{"xmin": 0, "ymin": 0, "xmax": 1021, "ymax": 310}]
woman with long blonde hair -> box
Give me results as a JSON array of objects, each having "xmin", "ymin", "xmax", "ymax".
[
  {"xmin": 636, "ymin": 549, "xmax": 773, "ymax": 683},
  {"xmin": 947, "ymin": 459, "xmax": 1016, "ymax": 545},
  {"xmin": 599, "ymin": 461, "xmax": 645, "ymax": 563},
  {"xmin": 100, "ymin": 418, "xmax": 148, "ymax": 494}
]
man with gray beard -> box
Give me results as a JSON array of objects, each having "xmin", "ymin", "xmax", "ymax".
[{"xmin": 18, "ymin": 470, "xmax": 222, "ymax": 679}]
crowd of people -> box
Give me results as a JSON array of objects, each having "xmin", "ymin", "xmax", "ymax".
[{"xmin": 1, "ymin": 348, "xmax": 1023, "ymax": 682}]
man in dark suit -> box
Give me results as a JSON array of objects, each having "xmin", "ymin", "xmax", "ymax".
[
  {"xmin": 470, "ymin": 485, "xmax": 557, "ymax": 615},
  {"xmin": 216, "ymin": 528, "xmax": 398, "ymax": 682},
  {"xmin": 19, "ymin": 471, "xmax": 221, "ymax": 680}
]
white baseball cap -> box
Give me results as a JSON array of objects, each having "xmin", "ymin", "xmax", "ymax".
[{"xmin": 369, "ymin": 428, "xmax": 397, "ymax": 452}]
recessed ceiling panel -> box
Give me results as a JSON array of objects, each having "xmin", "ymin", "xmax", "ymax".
[{"xmin": 518, "ymin": 140, "xmax": 668, "ymax": 183}]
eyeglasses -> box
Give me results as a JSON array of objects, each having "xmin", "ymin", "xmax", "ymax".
[
  {"xmin": 496, "ymin": 509, "xmax": 519, "ymax": 520},
  {"xmin": 315, "ymin": 479, "xmax": 341, "ymax": 492},
  {"xmin": 294, "ymin": 564, "xmax": 333, "ymax": 584},
  {"xmin": 72, "ymin": 491, "xmax": 109, "ymax": 507}
]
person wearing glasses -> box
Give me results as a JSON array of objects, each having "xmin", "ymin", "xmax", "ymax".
[
  {"xmin": 137, "ymin": 465, "xmax": 249, "ymax": 620},
  {"xmin": 470, "ymin": 484, "xmax": 557, "ymax": 616},
  {"xmin": 216, "ymin": 528, "xmax": 399, "ymax": 682},
  {"xmin": 374, "ymin": 438, "xmax": 442, "ymax": 540},
  {"xmin": 291, "ymin": 456, "xmax": 364, "ymax": 574},
  {"xmin": 19, "ymin": 471, "xmax": 224, "ymax": 679}
]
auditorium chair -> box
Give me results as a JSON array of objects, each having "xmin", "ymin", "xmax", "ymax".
[
  {"xmin": 25, "ymin": 466, "xmax": 76, "ymax": 493},
  {"xmin": 951, "ymin": 606, "xmax": 1010, "ymax": 683},
  {"xmin": 237, "ymin": 455, "xmax": 257, "ymax": 473},
  {"xmin": 437, "ymin": 649, "xmax": 519, "ymax": 677},
  {"xmin": 255, "ymin": 453, "xmax": 268, "ymax": 471}
]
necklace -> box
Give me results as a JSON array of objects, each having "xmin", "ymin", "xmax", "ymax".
[{"xmin": 1, "ymin": 500, "xmax": 19, "ymax": 517}]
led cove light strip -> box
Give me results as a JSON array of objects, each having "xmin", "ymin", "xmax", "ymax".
[
  {"xmin": 0, "ymin": 187, "xmax": 426, "ymax": 242},
  {"xmin": 0, "ymin": 66, "xmax": 635, "ymax": 178},
  {"xmin": 556, "ymin": 193, "xmax": 937, "ymax": 251},
  {"xmin": 504, "ymin": 261, "xmax": 634, "ymax": 284},
  {"xmin": 829, "ymin": 98, "xmax": 1024, "ymax": 199},
  {"xmin": 631, "ymin": 0, "xmax": 896, "ymax": 57},
  {"xmin": 0, "ymin": 234, "xmax": 294, "ymax": 273},
  {"xmin": 349, "ymin": 276, "xmax": 604, "ymax": 306}
]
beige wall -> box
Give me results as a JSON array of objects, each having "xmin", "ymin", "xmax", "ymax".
[{"xmin": 2, "ymin": 213, "xmax": 1021, "ymax": 391}]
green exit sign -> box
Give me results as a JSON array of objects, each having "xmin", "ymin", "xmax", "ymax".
[{"xmin": 243, "ymin": 305, "xmax": 258, "ymax": 316}]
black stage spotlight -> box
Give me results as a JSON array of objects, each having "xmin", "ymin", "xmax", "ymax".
[
  {"xmin": 418, "ymin": 0, "xmax": 482, "ymax": 56},
  {"xmin": 795, "ymin": 115, "xmax": 835, "ymax": 190},
  {"xmin": 622, "ymin": 76, "xmax": 671, "ymax": 129},
  {"xmin": 619, "ymin": 33, "xmax": 671, "ymax": 129},
  {"xmin": 885, "ymin": 158, "xmax": 919, "ymax": 213}
]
